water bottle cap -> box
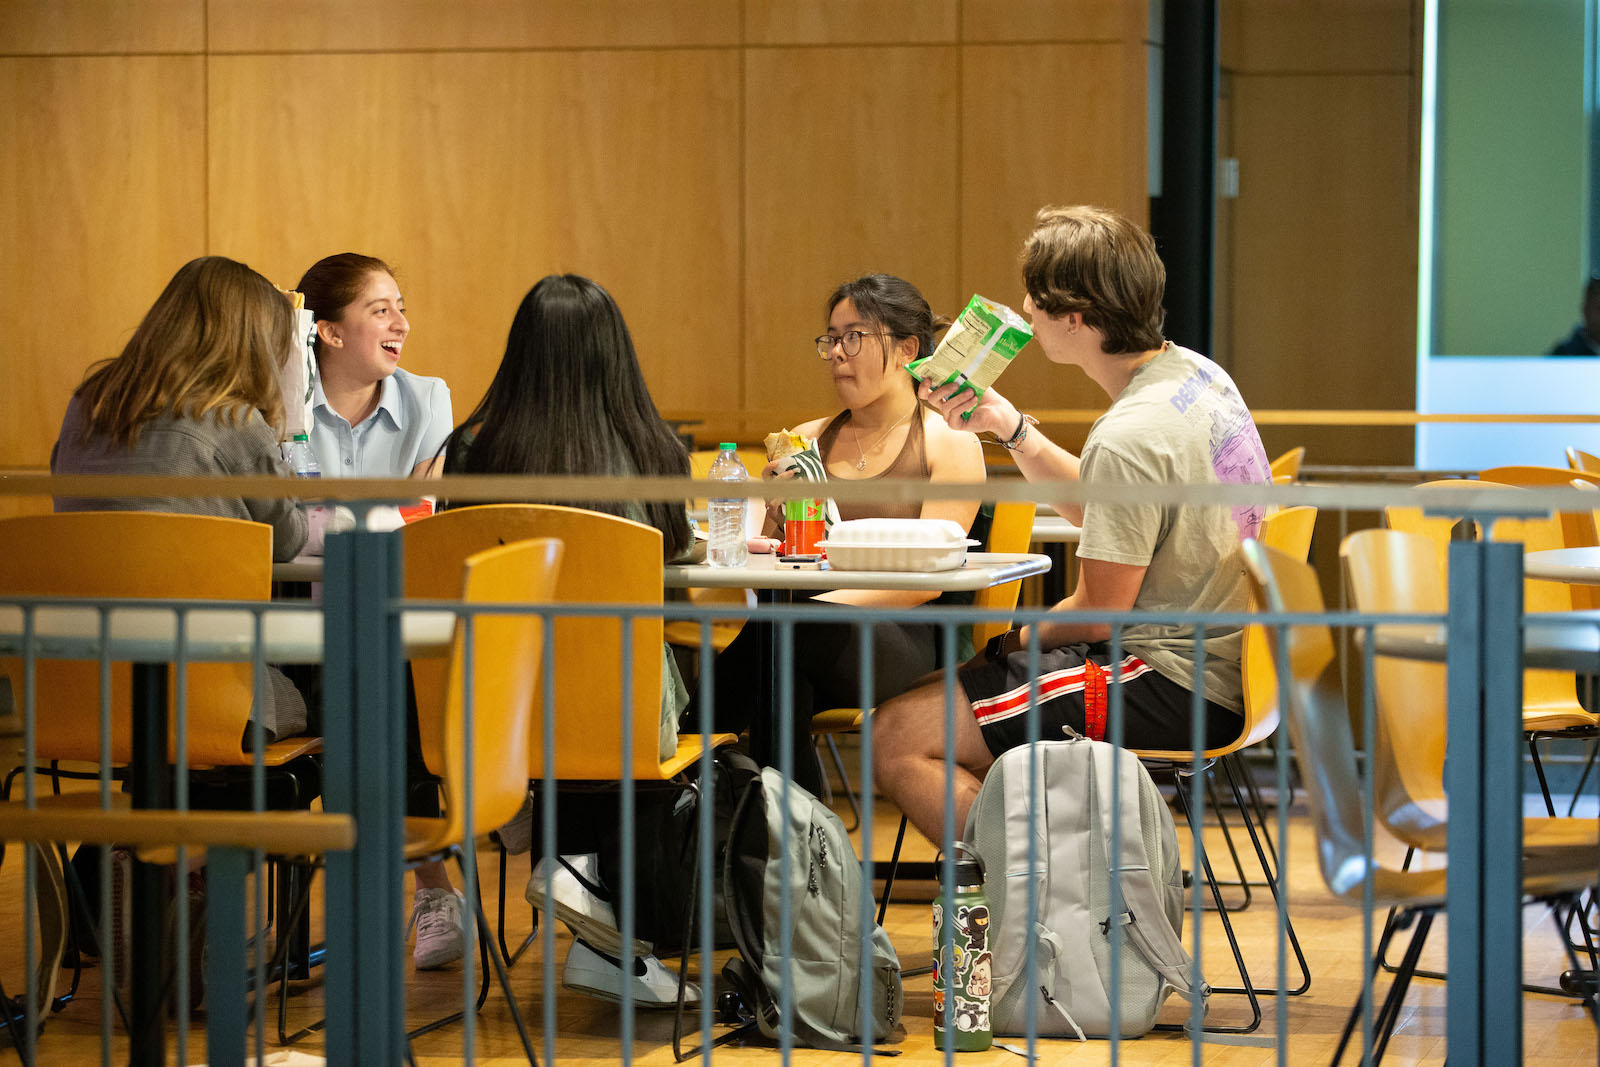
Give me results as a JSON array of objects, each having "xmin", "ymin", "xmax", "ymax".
[
  {"xmin": 718, "ymin": 442, "xmax": 736, "ymax": 450},
  {"xmin": 291, "ymin": 433, "xmax": 309, "ymax": 442}
]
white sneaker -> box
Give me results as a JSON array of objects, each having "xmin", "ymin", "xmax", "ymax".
[
  {"xmin": 409, "ymin": 887, "xmax": 465, "ymax": 970},
  {"xmin": 496, "ymin": 791, "xmax": 535, "ymax": 855},
  {"xmin": 562, "ymin": 938, "xmax": 700, "ymax": 1010},
  {"xmin": 525, "ymin": 854, "xmax": 652, "ymax": 959}
]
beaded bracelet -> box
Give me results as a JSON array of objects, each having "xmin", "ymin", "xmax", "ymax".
[{"xmin": 1001, "ymin": 413, "xmax": 1039, "ymax": 451}]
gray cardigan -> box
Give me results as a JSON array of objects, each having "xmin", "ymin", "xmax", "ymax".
[{"xmin": 52, "ymin": 396, "xmax": 309, "ymax": 562}]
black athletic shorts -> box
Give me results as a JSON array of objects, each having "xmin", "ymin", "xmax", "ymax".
[{"xmin": 956, "ymin": 642, "xmax": 1242, "ymax": 756}]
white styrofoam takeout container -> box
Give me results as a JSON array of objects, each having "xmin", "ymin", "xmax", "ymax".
[{"xmin": 818, "ymin": 518, "xmax": 978, "ymax": 572}]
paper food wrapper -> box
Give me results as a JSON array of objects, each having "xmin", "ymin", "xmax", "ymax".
[
  {"xmin": 767, "ymin": 434, "xmax": 842, "ymax": 533},
  {"xmin": 278, "ymin": 290, "xmax": 317, "ymax": 439},
  {"xmin": 907, "ymin": 294, "xmax": 1032, "ymax": 415}
]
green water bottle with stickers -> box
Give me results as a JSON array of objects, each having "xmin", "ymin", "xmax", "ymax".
[{"xmin": 932, "ymin": 842, "xmax": 992, "ymax": 1052}]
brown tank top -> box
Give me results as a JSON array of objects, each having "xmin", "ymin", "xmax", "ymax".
[{"xmin": 816, "ymin": 406, "xmax": 930, "ymax": 521}]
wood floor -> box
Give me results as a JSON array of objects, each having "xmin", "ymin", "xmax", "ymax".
[{"xmin": 2, "ymin": 759, "xmax": 1597, "ymax": 1064}]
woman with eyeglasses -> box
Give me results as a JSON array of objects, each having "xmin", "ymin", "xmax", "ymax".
[{"xmin": 703, "ymin": 273, "xmax": 987, "ymax": 795}]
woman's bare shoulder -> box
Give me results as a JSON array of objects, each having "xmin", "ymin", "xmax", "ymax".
[{"xmin": 921, "ymin": 409, "xmax": 986, "ymax": 475}]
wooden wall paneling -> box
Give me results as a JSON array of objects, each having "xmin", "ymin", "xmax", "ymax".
[
  {"xmin": 961, "ymin": 0, "xmax": 1133, "ymax": 44},
  {"xmin": 0, "ymin": 56, "xmax": 207, "ymax": 468},
  {"xmin": 1221, "ymin": 0, "xmax": 1414, "ymax": 75},
  {"xmin": 205, "ymin": 0, "xmax": 740, "ymax": 53},
  {"xmin": 744, "ymin": 0, "xmax": 956, "ymax": 46},
  {"xmin": 743, "ymin": 46, "xmax": 962, "ymax": 420},
  {"xmin": 207, "ymin": 49, "xmax": 741, "ymax": 418},
  {"xmin": 959, "ymin": 43, "xmax": 1145, "ymax": 415},
  {"xmin": 0, "ymin": 1, "xmax": 203, "ymax": 55},
  {"xmin": 1225, "ymin": 73, "xmax": 1417, "ymax": 424}
]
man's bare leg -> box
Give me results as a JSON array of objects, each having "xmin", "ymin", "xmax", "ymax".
[{"xmin": 873, "ymin": 669, "xmax": 997, "ymax": 845}]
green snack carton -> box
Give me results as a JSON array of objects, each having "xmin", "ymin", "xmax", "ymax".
[{"xmin": 907, "ymin": 294, "xmax": 1032, "ymax": 416}]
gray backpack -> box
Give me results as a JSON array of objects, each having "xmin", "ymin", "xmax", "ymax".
[
  {"xmin": 723, "ymin": 768, "xmax": 903, "ymax": 1051},
  {"xmin": 964, "ymin": 736, "xmax": 1208, "ymax": 1038}
]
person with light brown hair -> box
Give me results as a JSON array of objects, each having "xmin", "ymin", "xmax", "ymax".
[
  {"xmin": 873, "ymin": 204, "xmax": 1271, "ymax": 845},
  {"xmin": 51, "ymin": 254, "xmax": 314, "ymax": 740}
]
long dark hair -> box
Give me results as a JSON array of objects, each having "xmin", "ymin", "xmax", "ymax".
[{"xmin": 442, "ymin": 274, "xmax": 691, "ymax": 560}]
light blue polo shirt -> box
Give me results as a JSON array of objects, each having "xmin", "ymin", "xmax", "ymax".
[{"xmin": 308, "ymin": 367, "xmax": 454, "ymax": 478}]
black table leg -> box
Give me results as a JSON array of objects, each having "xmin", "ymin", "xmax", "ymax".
[
  {"xmin": 1042, "ymin": 543, "xmax": 1068, "ymax": 605},
  {"xmin": 130, "ymin": 662, "xmax": 171, "ymax": 1067}
]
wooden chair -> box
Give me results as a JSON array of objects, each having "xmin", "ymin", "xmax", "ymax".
[
  {"xmin": 1384, "ymin": 485, "xmax": 1600, "ymax": 814},
  {"xmin": 0, "ymin": 512, "xmax": 321, "ymax": 772},
  {"xmin": 401, "ymin": 505, "xmax": 736, "ymax": 1055},
  {"xmin": 1268, "ymin": 446, "xmax": 1306, "ymax": 481},
  {"xmin": 278, "ymin": 536, "xmax": 561, "ymax": 1058},
  {"xmin": 0, "ymin": 512, "xmax": 325, "ymax": 1016},
  {"xmin": 1240, "ymin": 539, "xmax": 1598, "ymax": 1063},
  {"xmin": 1118, "ymin": 505, "xmax": 1318, "ymax": 1025},
  {"xmin": 1480, "ymin": 464, "xmax": 1600, "ymax": 558},
  {"xmin": 1568, "ymin": 447, "xmax": 1600, "ymax": 474}
]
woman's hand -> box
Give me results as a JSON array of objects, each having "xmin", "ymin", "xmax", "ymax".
[
  {"xmin": 760, "ymin": 458, "xmax": 800, "ymax": 528},
  {"xmin": 917, "ymin": 379, "xmax": 1023, "ymax": 440}
]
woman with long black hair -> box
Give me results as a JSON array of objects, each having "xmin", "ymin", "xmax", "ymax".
[{"xmin": 439, "ymin": 273, "xmax": 697, "ymax": 1010}]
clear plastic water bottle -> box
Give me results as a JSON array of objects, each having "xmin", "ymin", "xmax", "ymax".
[
  {"xmin": 707, "ymin": 443, "xmax": 748, "ymax": 568},
  {"xmin": 283, "ymin": 433, "xmax": 321, "ymax": 478}
]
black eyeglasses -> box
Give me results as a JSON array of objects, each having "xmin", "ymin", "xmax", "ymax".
[{"xmin": 814, "ymin": 330, "xmax": 892, "ymax": 359}]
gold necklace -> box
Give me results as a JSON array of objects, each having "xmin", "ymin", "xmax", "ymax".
[{"xmin": 853, "ymin": 406, "xmax": 914, "ymax": 471}]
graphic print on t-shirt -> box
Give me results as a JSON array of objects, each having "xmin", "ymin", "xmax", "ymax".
[{"xmin": 1163, "ymin": 358, "xmax": 1271, "ymax": 541}]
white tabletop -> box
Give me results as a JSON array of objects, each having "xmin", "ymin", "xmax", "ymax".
[
  {"xmin": 272, "ymin": 554, "xmax": 324, "ymax": 583},
  {"xmin": 0, "ymin": 604, "xmax": 455, "ymax": 664},
  {"xmin": 1370, "ymin": 611, "xmax": 1600, "ymax": 671},
  {"xmin": 662, "ymin": 551, "xmax": 1051, "ymax": 592},
  {"xmin": 1525, "ymin": 548, "xmax": 1600, "ymax": 585},
  {"xmin": 1030, "ymin": 515, "xmax": 1082, "ymax": 544}
]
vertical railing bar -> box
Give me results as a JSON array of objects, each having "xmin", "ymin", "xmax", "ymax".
[
  {"xmin": 462, "ymin": 611, "xmax": 477, "ymax": 1064},
  {"xmin": 21, "ymin": 607, "xmax": 37, "ymax": 1065},
  {"xmin": 620, "ymin": 612, "xmax": 636, "ymax": 1061},
  {"xmin": 777, "ymin": 615, "xmax": 795, "ymax": 1059},
  {"xmin": 252, "ymin": 607, "xmax": 267, "ymax": 1064},
  {"xmin": 175, "ymin": 609, "xmax": 190, "ymax": 1066},
  {"xmin": 698, "ymin": 617, "xmax": 717, "ymax": 1062},
  {"xmin": 1023, "ymin": 626, "xmax": 1041, "ymax": 1061},
  {"xmin": 1188, "ymin": 630, "xmax": 1205, "ymax": 1054},
  {"xmin": 98, "ymin": 607, "xmax": 113, "ymax": 1067},
  {"xmin": 857, "ymin": 620, "xmax": 875, "ymax": 1066},
  {"xmin": 539, "ymin": 613, "xmax": 557, "ymax": 1067},
  {"xmin": 940, "ymin": 620, "xmax": 957, "ymax": 1067},
  {"xmin": 1108, "ymin": 623, "xmax": 1124, "ymax": 1058},
  {"xmin": 1359, "ymin": 621, "xmax": 1378, "ymax": 1066},
  {"xmin": 1272, "ymin": 618, "xmax": 1289, "ymax": 1067}
]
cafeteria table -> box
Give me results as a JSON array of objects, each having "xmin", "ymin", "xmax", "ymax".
[
  {"xmin": 663, "ymin": 550, "xmax": 1051, "ymax": 785},
  {"xmin": 0, "ymin": 603, "xmax": 453, "ymax": 1064},
  {"xmin": 1525, "ymin": 547, "xmax": 1600, "ymax": 586}
]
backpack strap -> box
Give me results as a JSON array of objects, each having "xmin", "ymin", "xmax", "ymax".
[
  {"xmin": 1034, "ymin": 928, "xmax": 1088, "ymax": 1041},
  {"xmin": 1094, "ymin": 747, "xmax": 1211, "ymax": 1006}
]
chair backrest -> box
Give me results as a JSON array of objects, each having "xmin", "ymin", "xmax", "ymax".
[
  {"xmin": 1268, "ymin": 446, "xmax": 1305, "ymax": 480},
  {"xmin": 1239, "ymin": 506, "xmax": 1319, "ymax": 747},
  {"xmin": 1339, "ymin": 529, "xmax": 1448, "ymax": 847},
  {"xmin": 425, "ymin": 538, "xmax": 562, "ymax": 843},
  {"xmin": 1480, "ymin": 465, "xmax": 1600, "ymax": 551},
  {"xmin": 1239, "ymin": 540, "xmax": 1374, "ymax": 900},
  {"xmin": 400, "ymin": 504, "xmax": 666, "ymax": 780},
  {"xmin": 971, "ymin": 500, "xmax": 1037, "ymax": 646},
  {"xmin": 0, "ymin": 512, "xmax": 272, "ymax": 766},
  {"xmin": 689, "ymin": 447, "xmax": 765, "ymax": 514},
  {"xmin": 1568, "ymin": 447, "xmax": 1600, "ymax": 474}
]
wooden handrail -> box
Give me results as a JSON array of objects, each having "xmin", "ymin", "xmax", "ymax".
[{"xmin": 0, "ymin": 805, "xmax": 355, "ymax": 856}]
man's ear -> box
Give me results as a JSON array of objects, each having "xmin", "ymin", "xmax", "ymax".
[{"xmin": 315, "ymin": 319, "xmax": 342, "ymax": 349}]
